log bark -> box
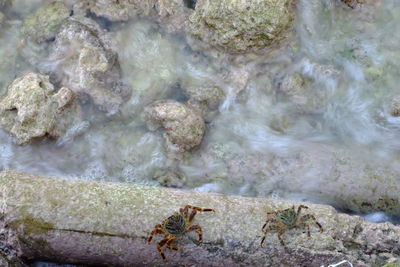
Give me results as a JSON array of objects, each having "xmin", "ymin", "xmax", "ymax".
[{"xmin": 0, "ymin": 170, "xmax": 399, "ymax": 266}]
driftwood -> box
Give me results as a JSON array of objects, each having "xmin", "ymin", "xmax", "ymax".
[{"xmin": 0, "ymin": 170, "xmax": 399, "ymax": 266}]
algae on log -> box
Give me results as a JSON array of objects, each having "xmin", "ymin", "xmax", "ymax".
[{"xmin": 0, "ymin": 170, "xmax": 399, "ymax": 266}]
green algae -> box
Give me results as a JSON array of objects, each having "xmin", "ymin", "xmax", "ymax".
[
  {"xmin": 9, "ymin": 216, "xmax": 54, "ymax": 235},
  {"xmin": 22, "ymin": 1, "xmax": 70, "ymax": 43}
]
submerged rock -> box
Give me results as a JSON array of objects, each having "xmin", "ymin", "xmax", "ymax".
[
  {"xmin": 0, "ymin": 0, "xmax": 10, "ymax": 8},
  {"xmin": 341, "ymin": 0, "xmax": 364, "ymax": 9},
  {"xmin": 116, "ymin": 21, "xmax": 182, "ymax": 115},
  {"xmin": 88, "ymin": 0, "xmax": 156, "ymax": 22},
  {"xmin": 144, "ymin": 100, "xmax": 205, "ymax": 153},
  {"xmin": 22, "ymin": 1, "xmax": 70, "ymax": 43},
  {"xmin": 184, "ymin": 84, "xmax": 225, "ymax": 110},
  {"xmin": 155, "ymin": 0, "xmax": 193, "ymax": 33},
  {"xmin": 277, "ymin": 72, "xmax": 323, "ymax": 114},
  {"xmin": 49, "ymin": 19, "xmax": 128, "ymax": 114},
  {"xmin": 193, "ymin": 141, "xmax": 400, "ymax": 216},
  {"xmin": 155, "ymin": 170, "xmax": 187, "ymax": 188},
  {"xmin": 83, "ymin": 0, "xmax": 191, "ymax": 33},
  {"xmin": 390, "ymin": 96, "xmax": 400, "ymax": 117},
  {"xmin": 186, "ymin": 0, "xmax": 294, "ymax": 53},
  {"xmin": 0, "ymin": 11, "xmax": 4, "ymax": 25},
  {"xmin": 0, "ymin": 73, "xmax": 81, "ymax": 145}
]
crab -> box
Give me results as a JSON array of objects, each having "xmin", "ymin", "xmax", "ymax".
[
  {"xmin": 260, "ymin": 205, "xmax": 323, "ymax": 249},
  {"xmin": 147, "ymin": 205, "xmax": 215, "ymax": 262}
]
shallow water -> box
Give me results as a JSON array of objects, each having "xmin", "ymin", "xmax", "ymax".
[{"xmin": 0, "ymin": 0, "xmax": 400, "ymax": 224}]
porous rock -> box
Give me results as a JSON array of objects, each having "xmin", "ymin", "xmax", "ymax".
[
  {"xmin": 49, "ymin": 19, "xmax": 128, "ymax": 114},
  {"xmin": 22, "ymin": 1, "xmax": 70, "ymax": 43},
  {"xmin": 144, "ymin": 100, "xmax": 205, "ymax": 152},
  {"xmin": 155, "ymin": 0, "xmax": 193, "ymax": 33},
  {"xmin": 88, "ymin": 0, "xmax": 157, "ymax": 22},
  {"xmin": 84, "ymin": 0, "xmax": 191, "ymax": 33},
  {"xmin": 0, "ymin": 73, "xmax": 80, "ymax": 145},
  {"xmin": 184, "ymin": 84, "xmax": 225, "ymax": 110},
  {"xmin": 186, "ymin": 0, "xmax": 294, "ymax": 53}
]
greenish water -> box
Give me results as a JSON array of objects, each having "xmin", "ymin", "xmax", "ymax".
[{"xmin": 0, "ymin": 0, "xmax": 399, "ymax": 224}]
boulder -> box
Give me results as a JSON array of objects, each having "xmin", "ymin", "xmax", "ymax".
[
  {"xmin": 0, "ymin": 73, "xmax": 80, "ymax": 145},
  {"xmin": 22, "ymin": 1, "xmax": 70, "ymax": 43},
  {"xmin": 186, "ymin": 0, "xmax": 294, "ymax": 53},
  {"xmin": 48, "ymin": 19, "xmax": 128, "ymax": 114},
  {"xmin": 144, "ymin": 100, "xmax": 205, "ymax": 152}
]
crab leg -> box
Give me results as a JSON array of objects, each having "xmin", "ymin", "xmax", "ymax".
[
  {"xmin": 185, "ymin": 205, "xmax": 215, "ymax": 222},
  {"xmin": 180, "ymin": 206, "xmax": 189, "ymax": 219},
  {"xmin": 157, "ymin": 236, "xmax": 172, "ymax": 262},
  {"xmin": 147, "ymin": 225, "xmax": 166, "ymax": 244},
  {"xmin": 262, "ymin": 218, "xmax": 277, "ymax": 231},
  {"xmin": 277, "ymin": 230, "xmax": 287, "ymax": 250},
  {"xmin": 296, "ymin": 205, "xmax": 308, "ymax": 215},
  {"xmin": 301, "ymin": 214, "xmax": 324, "ymax": 232},
  {"xmin": 166, "ymin": 235, "xmax": 180, "ymax": 251},
  {"xmin": 260, "ymin": 235, "xmax": 267, "ymax": 247},
  {"xmin": 188, "ymin": 225, "xmax": 203, "ymax": 243}
]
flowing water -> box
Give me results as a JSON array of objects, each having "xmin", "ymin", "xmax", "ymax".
[{"xmin": 0, "ymin": 0, "xmax": 400, "ymax": 225}]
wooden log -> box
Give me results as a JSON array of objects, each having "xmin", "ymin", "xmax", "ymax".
[{"xmin": 0, "ymin": 170, "xmax": 399, "ymax": 266}]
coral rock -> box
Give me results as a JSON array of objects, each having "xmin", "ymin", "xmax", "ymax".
[{"xmin": 0, "ymin": 73, "xmax": 80, "ymax": 145}]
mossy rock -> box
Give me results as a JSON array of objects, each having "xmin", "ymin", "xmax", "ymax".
[
  {"xmin": 186, "ymin": 0, "xmax": 294, "ymax": 53},
  {"xmin": 22, "ymin": 1, "xmax": 70, "ymax": 43}
]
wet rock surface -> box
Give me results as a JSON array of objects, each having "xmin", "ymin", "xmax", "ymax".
[
  {"xmin": 87, "ymin": 0, "xmax": 157, "ymax": 22},
  {"xmin": 155, "ymin": 0, "xmax": 193, "ymax": 33},
  {"xmin": 48, "ymin": 19, "xmax": 128, "ymax": 115},
  {"xmin": 184, "ymin": 84, "xmax": 225, "ymax": 111},
  {"xmin": 187, "ymin": 140, "xmax": 400, "ymax": 216},
  {"xmin": 186, "ymin": 0, "xmax": 294, "ymax": 53},
  {"xmin": 115, "ymin": 21, "xmax": 182, "ymax": 114},
  {"xmin": 22, "ymin": 1, "xmax": 70, "ymax": 43},
  {"xmin": 276, "ymin": 72, "xmax": 324, "ymax": 114},
  {"xmin": 341, "ymin": 0, "xmax": 364, "ymax": 9},
  {"xmin": 0, "ymin": 4, "xmax": 398, "ymax": 266},
  {"xmin": 80, "ymin": 0, "xmax": 191, "ymax": 33},
  {"xmin": 1, "ymin": 170, "xmax": 399, "ymax": 266},
  {"xmin": 0, "ymin": 227, "xmax": 27, "ymax": 267},
  {"xmin": 154, "ymin": 170, "xmax": 187, "ymax": 188},
  {"xmin": 0, "ymin": 73, "xmax": 80, "ymax": 145},
  {"xmin": 0, "ymin": 11, "xmax": 4, "ymax": 25},
  {"xmin": 144, "ymin": 100, "xmax": 205, "ymax": 153},
  {"xmin": 390, "ymin": 96, "xmax": 400, "ymax": 117}
]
